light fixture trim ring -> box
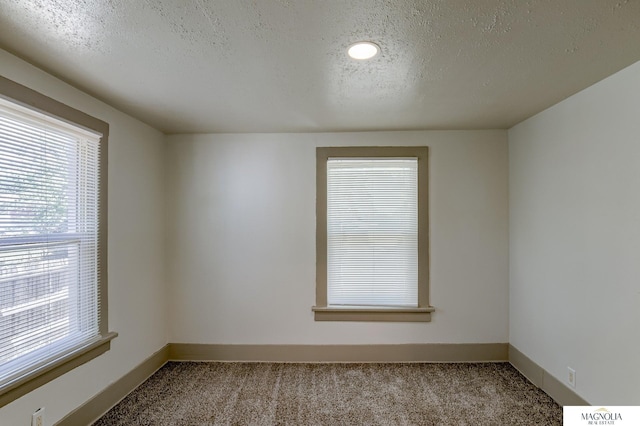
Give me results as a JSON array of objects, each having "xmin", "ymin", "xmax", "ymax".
[{"xmin": 347, "ymin": 41, "xmax": 380, "ymax": 60}]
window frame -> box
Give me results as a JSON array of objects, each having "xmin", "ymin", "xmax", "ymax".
[
  {"xmin": 313, "ymin": 146, "xmax": 434, "ymax": 322},
  {"xmin": 0, "ymin": 76, "xmax": 116, "ymax": 408}
]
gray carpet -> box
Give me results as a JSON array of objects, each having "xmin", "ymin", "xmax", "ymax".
[{"xmin": 93, "ymin": 362, "xmax": 562, "ymax": 425}]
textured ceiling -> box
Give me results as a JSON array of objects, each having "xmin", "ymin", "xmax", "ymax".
[{"xmin": 0, "ymin": 0, "xmax": 639, "ymax": 134}]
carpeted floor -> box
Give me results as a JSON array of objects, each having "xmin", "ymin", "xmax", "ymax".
[{"xmin": 93, "ymin": 362, "xmax": 562, "ymax": 425}]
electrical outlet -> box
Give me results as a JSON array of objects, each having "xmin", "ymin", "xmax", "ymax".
[
  {"xmin": 567, "ymin": 367, "xmax": 576, "ymax": 388},
  {"xmin": 32, "ymin": 407, "xmax": 44, "ymax": 426}
]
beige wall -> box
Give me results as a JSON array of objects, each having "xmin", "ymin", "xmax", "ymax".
[
  {"xmin": 0, "ymin": 50, "xmax": 168, "ymax": 424},
  {"xmin": 166, "ymin": 130, "xmax": 509, "ymax": 345},
  {"xmin": 509, "ymin": 60, "xmax": 640, "ymax": 405}
]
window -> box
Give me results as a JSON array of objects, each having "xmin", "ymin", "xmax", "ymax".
[
  {"xmin": 313, "ymin": 146, "xmax": 433, "ymax": 322},
  {"xmin": 0, "ymin": 76, "xmax": 115, "ymax": 408}
]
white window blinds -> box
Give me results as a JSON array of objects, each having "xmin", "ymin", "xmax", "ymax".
[
  {"xmin": 0, "ymin": 98, "xmax": 102, "ymax": 387},
  {"xmin": 326, "ymin": 158, "xmax": 418, "ymax": 308}
]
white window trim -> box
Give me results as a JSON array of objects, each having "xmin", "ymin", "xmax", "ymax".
[{"xmin": 313, "ymin": 146, "xmax": 434, "ymax": 322}]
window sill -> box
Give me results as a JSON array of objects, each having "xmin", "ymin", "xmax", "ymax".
[
  {"xmin": 0, "ymin": 331, "xmax": 118, "ymax": 408},
  {"xmin": 312, "ymin": 306, "xmax": 434, "ymax": 322}
]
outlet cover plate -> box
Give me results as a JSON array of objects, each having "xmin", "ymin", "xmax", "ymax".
[
  {"xmin": 32, "ymin": 407, "xmax": 44, "ymax": 426},
  {"xmin": 567, "ymin": 367, "xmax": 576, "ymax": 388}
]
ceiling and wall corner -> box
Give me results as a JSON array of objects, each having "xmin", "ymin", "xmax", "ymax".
[{"xmin": 0, "ymin": 0, "xmax": 638, "ymax": 134}]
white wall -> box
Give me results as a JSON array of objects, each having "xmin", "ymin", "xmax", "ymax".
[
  {"xmin": 166, "ymin": 130, "xmax": 509, "ymax": 345},
  {"xmin": 0, "ymin": 50, "xmax": 167, "ymax": 424},
  {"xmin": 509, "ymin": 60, "xmax": 640, "ymax": 405}
]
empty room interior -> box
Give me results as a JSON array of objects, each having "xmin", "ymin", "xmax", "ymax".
[{"xmin": 1, "ymin": 0, "xmax": 639, "ymax": 424}]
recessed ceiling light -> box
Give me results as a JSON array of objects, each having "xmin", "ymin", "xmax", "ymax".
[{"xmin": 347, "ymin": 42, "xmax": 380, "ymax": 60}]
